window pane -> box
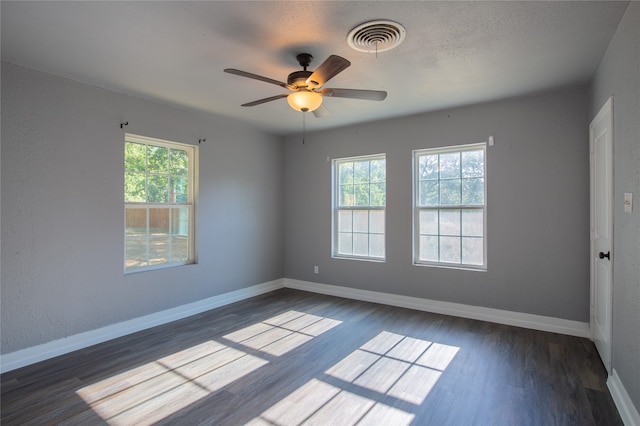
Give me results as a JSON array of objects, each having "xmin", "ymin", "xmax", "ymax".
[
  {"xmin": 125, "ymin": 237, "xmax": 148, "ymax": 269},
  {"xmin": 171, "ymin": 207, "xmax": 189, "ymax": 262},
  {"xmin": 338, "ymin": 233, "xmax": 353, "ymax": 255},
  {"xmin": 170, "ymin": 148, "xmax": 189, "ymax": 176},
  {"xmin": 439, "ymin": 153, "xmax": 460, "ymax": 179},
  {"xmin": 419, "ymin": 181, "xmax": 439, "ymax": 206},
  {"xmin": 339, "ymin": 162, "xmax": 354, "ymax": 185},
  {"xmin": 419, "ymin": 210, "xmax": 438, "ymax": 235},
  {"xmin": 147, "ymin": 145, "xmax": 168, "ymax": 174},
  {"xmin": 419, "ymin": 236, "xmax": 438, "ymax": 262},
  {"xmin": 462, "ymin": 150, "xmax": 484, "ymax": 178},
  {"xmin": 339, "ymin": 210, "xmax": 352, "ymax": 232},
  {"xmin": 370, "ymin": 183, "xmax": 386, "ymax": 206},
  {"xmin": 439, "ymin": 209, "xmax": 460, "ymax": 236},
  {"xmin": 125, "ymin": 142, "xmax": 146, "ymax": 172},
  {"xmin": 440, "ymin": 179, "xmax": 461, "ymax": 205},
  {"xmin": 462, "ymin": 178, "xmax": 484, "ymax": 205},
  {"xmin": 370, "ymin": 159, "xmax": 386, "ymax": 183},
  {"xmin": 148, "ymin": 208, "xmax": 170, "ymax": 265},
  {"xmin": 419, "ymin": 155, "xmax": 439, "ymax": 180},
  {"xmin": 340, "ymin": 184, "xmax": 354, "ymax": 207},
  {"xmin": 440, "ymin": 236, "xmax": 461, "ymax": 263},
  {"xmin": 354, "ymin": 161, "xmax": 370, "ymax": 184},
  {"xmin": 125, "ymin": 208, "xmax": 147, "ymax": 268},
  {"xmin": 353, "ymin": 233, "xmax": 369, "ymax": 256},
  {"xmin": 171, "ymin": 177, "xmax": 188, "ymax": 203},
  {"xmin": 148, "ymin": 175, "xmax": 169, "ymax": 203},
  {"xmin": 461, "ymin": 209, "xmax": 483, "ymax": 237},
  {"xmin": 172, "ymin": 236, "xmax": 189, "ymax": 262},
  {"xmin": 462, "ymin": 237, "xmax": 484, "ymax": 265},
  {"xmin": 149, "ymin": 236, "xmax": 170, "ymax": 265},
  {"xmin": 354, "ymin": 184, "xmax": 370, "ymax": 206},
  {"xmin": 171, "ymin": 207, "xmax": 189, "ymax": 235},
  {"xmin": 370, "ymin": 234, "xmax": 385, "ymax": 258},
  {"xmin": 370, "ymin": 211, "xmax": 385, "ymax": 234},
  {"xmin": 353, "ymin": 210, "xmax": 369, "ymax": 233},
  {"xmin": 125, "ymin": 208, "xmax": 147, "ymax": 235},
  {"xmin": 125, "ymin": 172, "xmax": 146, "ymax": 202},
  {"xmin": 149, "ymin": 208, "xmax": 169, "ymax": 235}
]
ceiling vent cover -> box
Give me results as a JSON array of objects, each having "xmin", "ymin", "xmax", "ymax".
[{"xmin": 347, "ymin": 20, "xmax": 406, "ymax": 53}]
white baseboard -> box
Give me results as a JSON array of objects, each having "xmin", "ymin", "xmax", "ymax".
[
  {"xmin": 0, "ymin": 277, "xmax": 592, "ymax": 374},
  {"xmin": 283, "ymin": 279, "xmax": 590, "ymax": 338},
  {"xmin": 608, "ymin": 369, "xmax": 640, "ymax": 426},
  {"xmin": 0, "ymin": 279, "xmax": 285, "ymax": 374}
]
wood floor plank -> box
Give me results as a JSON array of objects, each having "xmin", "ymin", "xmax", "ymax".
[{"xmin": 1, "ymin": 288, "xmax": 623, "ymax": 425}]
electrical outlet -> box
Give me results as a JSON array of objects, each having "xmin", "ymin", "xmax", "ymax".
[
  {"xmin": 624, "ymin": 192, "xmax": 633, "ymax": 213},
  {"xmin": 314, "ymin": 266, "xmax": 319, "ymax": 274}
]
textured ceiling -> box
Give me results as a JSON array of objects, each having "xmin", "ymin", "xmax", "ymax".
[{"xmin": 1, "ymin": 1, "xmax": 629, "ymax": 136}]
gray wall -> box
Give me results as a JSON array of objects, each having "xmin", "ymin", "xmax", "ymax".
[
  {"xmin": 285, "ymin": 87, "xmax": 590, "ymax": 322},
  {"xmin": 590, "ymin": 2, "xmax": 640, "ymax": 410},
  {"xmin": 1, "ymin": 61, "xmax": 284, "ymax": 354}
]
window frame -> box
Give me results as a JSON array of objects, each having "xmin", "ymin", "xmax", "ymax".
[
  {"xmin": 332, "ymin": 153, "xmax": 387, "ymax": 262},
  {"xmin": 124, "ymin": 133, "xmax": 197, "ymax": 273},
  {"xmin": 412, "ymin": 143, "xmax": 487, "ymax": 271}
]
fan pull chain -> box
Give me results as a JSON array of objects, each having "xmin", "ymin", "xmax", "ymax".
[{"xmin": 302, "ymin": 110, "xmax": 307, "ymax": 144}]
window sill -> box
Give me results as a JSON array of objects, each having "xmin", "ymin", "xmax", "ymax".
[
  {"xmin": 124, "ymin": 261, "xmax": 196, "ymax": 275},
  {"xmin": 332, "ymin": 255, "xmax": 386, "ymax": 263},
  {"xmin": 413, "ymin": 262, "xmax": 486, "ymax": 272}
]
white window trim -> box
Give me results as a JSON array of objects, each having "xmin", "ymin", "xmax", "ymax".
[
  {"xmin": 124, "ymin": 133, "xmax": 198, "ymax": 273},
  {"xmin": 412, "ymin": 142, "xmax": 487, "ymax": 271},
  {"xmin": 332, "ymin": 153, "xmax": 387, "ymax": 262}
]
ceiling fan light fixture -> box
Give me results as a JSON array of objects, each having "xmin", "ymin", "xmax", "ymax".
[{"xmin": 287, "ymin": 90, "xmax": 323, "ymax": 112}]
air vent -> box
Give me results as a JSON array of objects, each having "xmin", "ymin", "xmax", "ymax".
[{"xmin": 347, "ymin": 20, "xmax": 406, "ymax": 53}]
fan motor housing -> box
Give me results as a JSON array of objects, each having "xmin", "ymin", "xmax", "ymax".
[{"xmin": 287, "ymin": 70, "xmax": 313, "ymax": 88}]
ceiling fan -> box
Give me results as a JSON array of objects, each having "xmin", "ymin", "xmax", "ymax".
[{"xmin": 224, "ymin": 53, "xmax": 387, "ymax": 117}]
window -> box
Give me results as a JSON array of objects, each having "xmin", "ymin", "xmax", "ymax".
[
  {"xmin": 413, "ymin": 143, "xmax": 486, "ymax": 269},
  {"xmin": 124, "ymin": 134, "xmax": 196, "ymax": 272},
  {"xmin": 333, "ymin": 154, "xmax": 386, "ymax": 261}
]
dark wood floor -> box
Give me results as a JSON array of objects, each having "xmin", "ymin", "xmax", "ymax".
[{"xmin": 1, "ymin": 288, "xmax": 622, "ymax": 425}]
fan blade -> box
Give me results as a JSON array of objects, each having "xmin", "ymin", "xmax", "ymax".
[
  {"xmin": 224, "ymin": 68, "xmax": 291, "ymax": 89},
  {"xmin": 305, "ymin": 55, "xmax": 351, "ymax": 88},
  {"xmin": 312, "ymin": 105, "xmax": 330, "ymax": 118},
  {"xmin": 321, "ymin": 88, "xmax": 387, "ymax": 101},
  {"xmin": 241, "ymin": 94, "xmax": 289, "ymax": 107}
]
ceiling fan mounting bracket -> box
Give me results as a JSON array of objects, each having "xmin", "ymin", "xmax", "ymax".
[{"xmin": 296, "ymin": 53, "xmax": 313, "ymax": 70}]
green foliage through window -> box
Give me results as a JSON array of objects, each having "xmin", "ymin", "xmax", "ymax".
[
  {"xmin": 125, "ymin": 141, "xmax": 190, "ymax": 204},
  {"xmin": 414, "ymin": 144, "xmax": 486, "ymax": 269},
  {"xmin": 334, "ymin": 154, "xmax": 386, "ymax": 260},
  {"xmin": 124, "ymin": 135, "xmax": 195, "ymax": 272},
  {"xmin": 417, "ymin": 149, "xmax": 484, "ymax": 207},
  {"xmin": 338, "ymin": 158, "xmax": 386, "ymax": 208}
]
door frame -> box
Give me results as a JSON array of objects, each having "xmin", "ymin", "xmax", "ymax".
[{"xmin": 589, "ymin": 95, "xmax": 614, "ymax": 373}]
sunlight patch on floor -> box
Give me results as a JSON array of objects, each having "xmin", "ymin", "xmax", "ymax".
[
  {"xmin": 224, "ymin": 310, "xmax": 342, "ymax": 356},
  {"xmin": 74, "ymin": 311, "xmax": 342, "ymax": 425},
  {"xmin": 247, "ymin": 379, "xmax": 415, "ymax": 426},
  {"xmin": 74, "ymin": 341, "xmax": 266, "ymax": 425},
  {"xmin": 248, "ymin": 331, "xmax": 459, "ymax": 425},
  {"xmin": 328, "ymin": 331, "xmax": 459, "ymax": 405}
]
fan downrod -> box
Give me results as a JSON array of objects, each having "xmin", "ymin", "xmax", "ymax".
[{"xmin": 288, "ymin": 53, "xmax": 314, "ymax": 87}]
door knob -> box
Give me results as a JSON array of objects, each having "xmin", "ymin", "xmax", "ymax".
[{"xmin": 599, "ymin": 251, "xmax": 611, "ymax": 260}]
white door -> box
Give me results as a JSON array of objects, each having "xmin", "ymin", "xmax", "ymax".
[{"xmin": 590, "ymin": 96, "xmax": 614, "ymax": 373}]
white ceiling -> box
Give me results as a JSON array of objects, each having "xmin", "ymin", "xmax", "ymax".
[{"xmin": 1, "ymin": 1, "xmax": 629, "ymax": 136}]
